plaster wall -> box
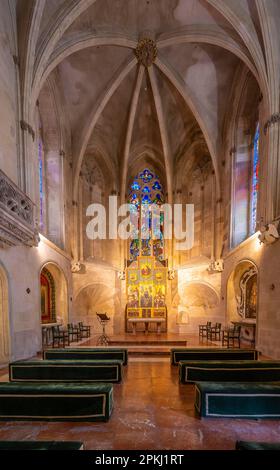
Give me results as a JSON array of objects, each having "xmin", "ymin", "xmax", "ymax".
[
  {"xmin": 72, "ymin": 262, "xmax": 122, "ymax": 336},
  {"xmin": 176, "ymin": 262, "xmax": 223, "ymax": 334},
  {"xmin": 0, "ymin": 236, "xmax": 72, "ymax": 363}
]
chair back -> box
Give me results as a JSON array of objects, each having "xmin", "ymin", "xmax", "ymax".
[
  {"xmin": 234, "ymin": 325, "xmax": 241, "ymax": 335},
  {"xmin": 206, "ymin": 321, "xmax": 211, "ymax": 327},
  {"xmin": 52, "ymin": 325, "xmax": 60, "ymax": 336}
]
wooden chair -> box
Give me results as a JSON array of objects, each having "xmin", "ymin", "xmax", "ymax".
[
  {"xmin": 67, "ymin": 323, "xmax": 81, "ymax": 343},
  {"xmin": 208, "ymin": 322, "xmax": 222, "ymax": 341},
  {"xmin": 199, "ymin": 321, "xmax": 211, "ymax": 338},
  {"xmin": 222, "ymin": 324, "xmax": 241, "ymax": 348},
  {"xmin": 78, "ymin": 322, "xmax": 91, "ymax": 338},
  {"xmin": 52, "ymin": 325, "xmax": 69, "ymax": 348}
]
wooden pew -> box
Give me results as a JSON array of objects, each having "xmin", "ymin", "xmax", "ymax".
[
  {"xmin": 171, "ymin": 348, "xmax": 258, "ymax": 365},
  {"xmin": 195, "ymin": 381, "xmax": 280, "ymax": 418},
  {"xmin": 9, "ymin": 360, "xmax": 123, "ymax": 383},
  {"xmin": 0, "ymin": 382, "xmax": 113, "ymax": 421},
  {"xmin": 43, "ymin": 348, "xmax": 128, "ymax": 365},
  {"xmin": 0, "ymin": 441, "xmax": 84, "ymax": 450},
  {"xmin": 236, "ymin": 441, "xmax": 280, "ymax": 450},
  {"xmin": 179, "ymin": 360, "xmax": 280, "ymax": 383}
]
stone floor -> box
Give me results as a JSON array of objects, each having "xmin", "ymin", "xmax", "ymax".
[{"xmin": 0, "ymin": 335, "xmax": 279, "ymax": 450}]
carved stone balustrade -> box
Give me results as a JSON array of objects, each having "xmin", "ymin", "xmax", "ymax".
[{"xmin": 0, "ymin": 169, "xmax": 39, "ymax": 247}]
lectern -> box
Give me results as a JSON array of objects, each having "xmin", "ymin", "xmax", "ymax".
[{"xmin": 96, "ymin": 312, "xmax": 110, "ymax": 345}]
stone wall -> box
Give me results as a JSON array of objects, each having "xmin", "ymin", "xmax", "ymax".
[
  {"xmin": 0, "ymin": 1, "xmax": 19, "ymax": 184},
  {"xmin": 0, "ymin": 235, "xmax": 72, "ymax": 363},
  {"xmin": 222, "ymin": 233, "xmax": 280, "ymax": 359}
]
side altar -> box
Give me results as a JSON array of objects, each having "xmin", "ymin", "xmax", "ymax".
[{"xmin": 126, "ymin": 256, "xmax": 167, "ymax": 333}]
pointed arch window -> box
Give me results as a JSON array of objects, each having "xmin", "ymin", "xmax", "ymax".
[
  {"xmin": 250, "ymin": 123, "xmax": 259, "ymax": 234},
  {"xmin": 128, "ymin": 169, "xmax": 165, "ymax": 261}
]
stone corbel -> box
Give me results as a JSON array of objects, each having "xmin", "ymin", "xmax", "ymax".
[
  {"xmin": 117, "ymin": 270, "xmax": 126, "ymax": 280},
  {"xmin": 264, "ymin": 113, "xmax": 280, "ymax": 135},
  {"xmin": 258, "ymin": 221, "xmax": 280, "ymax": 245},
  {"xmin": 207, "ymin": 259, "xmax": 224, "ymax": 274},
  {"xmin": 20, "ymin": 120, "xmax": 35, "ymax": 141},
  {"xmin": 168, "ymin": 269, "xmax": 175, "ymax": 280}
]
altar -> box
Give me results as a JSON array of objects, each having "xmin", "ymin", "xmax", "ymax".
[{"xmin": 128, "ymin": 317, "xmax": 166, "ymax": 335}]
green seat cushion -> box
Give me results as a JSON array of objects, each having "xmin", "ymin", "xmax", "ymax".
[
  {"xmin": 43, "ymin": 348, "xmax": 128, "ymax": 365},
  {"xmin": 195, "ymin": 381, "xmax": 280, "ymax": 418},
  {"xmin": 236, "ymin": 441, "xmax": 280, "ymax": 450},
  {"xmin": 0, "ymin": 382, "xmax": 113, "ymax": 422},
  {"xmin": 171, "ymin": 348, "xmax": 258, "ymax": 365},
  {"xmin": 9, "ymin": 360, "xmax": 122, "ymax": 383},
  {"xmin": 179, "ymin": 360, "xmax": 280, "ymax": 383},
  {"xmin": 0, "ymin": 441, "xmax": 84, "ymax": 450}
]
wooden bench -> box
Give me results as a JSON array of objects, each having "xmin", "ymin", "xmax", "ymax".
[
  {"xmin": 171, "ymin": 348, "xmax": 259, "ymax": 365},
  {"xmin": 195, "ymin": 381, "xmax": 280, "ymax": 418},
  {"xmin": 43, "ymin": 348, "xmax": 128, "ymax": 365},
  {"xmin": 179, "ymin": 360, "xmax": 280, "ymax": 383},
  {"xmin": 9, "ymin": 360, "xmax": 123, "ymax": 383},
  {"xmin": 0, "ymin": 441, "xmax": 84, "ymax": 450},
  {"xmin": 236, "ymin": 441, "xmax": 280, "ymax": 450},
  {"xmin": 0, "ymin": 382, "xmax": 113, "ymax": 421}
]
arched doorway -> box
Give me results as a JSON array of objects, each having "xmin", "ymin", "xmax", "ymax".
[
  {"xmin": 0, "ymin": 264, "xmax": 10, "ymax": 365},
  {"xmin": 227, "ymin": 260, "xmax": 258, "ymax": 322},
  {"xmin": 40, "ymin": 267, "xmax": 56, "ymax": 324},
  {"xmin": 227, "ymin": 260, "xmax": 258, "ymax": 346},
  {"xmin": 40, "ymin": 263, "xmax": 68, "ymax": 326}
]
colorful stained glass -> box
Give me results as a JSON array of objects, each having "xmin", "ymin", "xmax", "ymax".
[
  {"xmin": 131, "ymin": 181, "xmax": 141, "ymax": 191},
  {"xmin": 250, "ymin": 124, "xmax": 259, "ymax": 234},
  {"xmin": 38, "ymin": 138, "xmax": 44, "ymax": 228},
  {"xmin": 152, "ymin": 181, "xmax": 161, "ymax": 190},
  {"xmin": 140, "ymin": 169, "xmax": 153, "ymax": 183},
  {"xmin": 128, "ymin": 168, "xmax": 165, "ymax": 260},
  {"xmin": 142, "ymin": 186, "xmax": 151, "ymax": 193}
]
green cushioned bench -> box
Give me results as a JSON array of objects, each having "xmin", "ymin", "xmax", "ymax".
[
  {"xmin": 171, "ymin": 348, "xmax": 258, "ymax": 365},
  {"xmin": 9, "ymin": 360, "xmax": 123, "ymax": 383},
  {"xmin": 43, "ymin": 348, "xmax": 128, "ymax": 365},
  {"xmin": 0, "ymin": 382, "xmax": 113, "ymax": 422},
  {"xmin": 236, "ymin": 441, "xmax": 280, "ymax": 450},
  {"xmin": 195, "ymin": 381, "xmax": 280, "ymax": 418},
  {"xmin": 179, "ymin": 360, "xmax": 280, "ymax": 384},
  {"xmin": 0, "ymin": 441, "xmax": 84, "ymax": 450}
]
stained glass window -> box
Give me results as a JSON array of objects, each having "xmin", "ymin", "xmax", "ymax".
[
  {"xmin": 250, "ymin": 124, "xmax": 259, "ymax": 234},
  {"xmin": 128, "ymin": 169, "xmax": 165, "ymax": 260},
  {"xmin": 38, "ymin": 137, "xmax": 44, "ymax": 229}
]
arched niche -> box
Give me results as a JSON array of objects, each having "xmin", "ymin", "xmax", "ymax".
[
  {"xmin": 39, "ymin": 262, "xmax": 68, "ymax": 326},
  {"xmin": 178, "ymin": 281, "xmax": 220, "ymax": 333},
  {"xmin": 0, "ymin": 264, "xmax": 10, "ymax": 365},
  {"xmin": 227, "ymin": 260, "xmax": 258, "ymax": 323},
  {"xmin": 73, "ymin": 283, "xmax": 120, "ymax": 334}
]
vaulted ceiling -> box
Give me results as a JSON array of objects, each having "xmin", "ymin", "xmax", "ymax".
[{"xmin": 22, "ymin": 0, "xmax": 266, "ymax": 201}]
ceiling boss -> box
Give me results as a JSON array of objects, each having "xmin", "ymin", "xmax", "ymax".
[{"xmin": 135, "ymin": 37, "xmax": 158, "ymax": 67}]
